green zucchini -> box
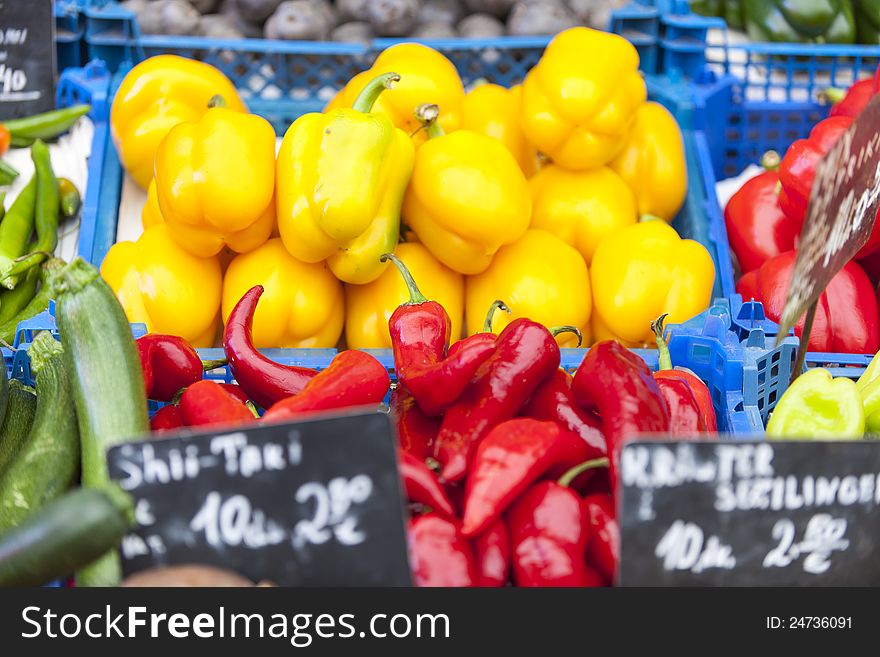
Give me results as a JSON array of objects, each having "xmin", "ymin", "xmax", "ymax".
[
  {"xmin": 0, "ymin": 364, "xmax": 7, "ymax": 435},
  {"xmin": 0, "ymin": 379, "xmax": 37, "ymax": 476},
  {"xmin": 0, "ymin": 332, "xmax": 79, "ymax": 534},
  {"xmin": 0, "ymin": 486, "xmax": 133, "ymax": 587},
  {"xmin": 52, "ymin": 258, "xmax": 149, "ymax": 587}
]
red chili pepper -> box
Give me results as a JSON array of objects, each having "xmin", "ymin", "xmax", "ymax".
[
  {"xmin": 724, "ymin": 170, "xmax": 798, "ymax": 274},
  {"xmin": 651, "ymin": 314, "xmax": 717, "ymax": 433},
  {"xmin": 398, "ymin": 449, "xmax": 456, "ymax": 519},
  {"xmin": 382, "ymin": 253, "xmax": 497, "ymax": 417},
  {"xmin": 507, "ymin": 480, "xmax": 603, "ymax": 587},
  {"xmin": 223, "ymin": 286, "xmax": 319, "ymax": 409},
  {"xmin": 474, "ymin": 518, "xmax": 510, "ymax": 587},
  {"xmin": 262, "ymin": 350, "xmax": 390, "ymax": 422},
  {"xmin": 149, "ymin": 404, "xmax": 185, "ymax": 434},
  {"xmin": 571, "ymin": 341, "xmax": 670, "ymax": 496},
  {"xmin": 178, "ymin": 380, "xmax": 257, "ymax": 429},
  {"xmin": 219, "ymin": 383, "xmax": 251, "ymax": 406},
  {"xmin": 433, "ymin": 319, "xmax": 580, "ymax": 483},
  {"xmin": 521, "ymin": 368, "xmax": 606, "ymax": 461},
  {"xmin": 389, "ymin": 385, "xmax": 439, "ymax": 460},
  {"xmin": 461, "ymin": 418, "xmax": 606, "ymax": 537},
  {"xmin": 136, "ymin": 334, "xmax": 226, "ymax": 402},
  {"xmin": 736, "ymin": 250, "xmax": 880, "ymax": 353},
  {"xmin": 583, "ymin": 493, "xmax": 619, "ymax": 585},
  {"xmin": 828, "ymin": 66, "xmax": 880, "ymax": 118},
  {"xmin": 408, "ymin": 514, "xmax": 477, "ymax": 587},
  {"xmin": 447, "ymin": 299, "xmax": 509, "ymax": 357}
]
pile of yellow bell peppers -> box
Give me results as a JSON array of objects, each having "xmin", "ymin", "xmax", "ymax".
[{"xmin": 102, "ymin": 28, "xmax": 715, "ymax": 350}]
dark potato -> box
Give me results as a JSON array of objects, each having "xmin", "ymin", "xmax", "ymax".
[
  {"xmin": 457, "ymin": 12, "xmax": 504, "ymax": 38},
  {"xmin": 365, "ymin": 0, "xmax": 419, "ymax": 37},
  {"xmin": 331, "ymin": 20, "xmax": 375, "ymax": 44},
  {"xmin": 235, "ymin": 0, "xmax": 284, "ymax": 23},
  {"xmin": 264, "ymin": 0, "xmax": 333, "ymax": 39},
  {"xmin": 121, "ymin": 565, "xmax": 256, "ymax": 587},
  {"xmin": 412, "ymin": 20, "xmax": 459, "ymax": 38},
  {"xmin": 418, "ymin": 0, "xmax": 464, "ymax": 25},
  {"xmin": 507, "ymin": 0, "xmax": 579, "ymax": 36},
  {"xmin": 462, "ymin": 0, "xmax": 516, "ymax": 19},
  {"xmin": 191, "ymin": 0, "xmax": 223, "ymax": 13}
]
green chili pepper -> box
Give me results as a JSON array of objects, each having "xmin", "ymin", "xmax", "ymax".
[
  {"xmin": 0, "ymin": 258, "xmax": 62, "ymax": 345},
  {"xmin": 742, "ymin": 0, "xmax": 857, "ymax": 44},
  {"xmin": 57, "ymin": 177, "xmax": 81, "ymax": 219},
  {"xmin": 0, "ymin": 177, "xmax": 36, "ymax": 281},
  {"xmin": 0, "ymin": 160, "xmax": 18, "ymax": 185},
  {"xmin": 3, "ymin": 105, "xmax": 90, "ymax": 145},
  {"xmin": 0, "ymin": 265, "xmax": 38, "ymax": 325},
  {"xmin": 0, "ymin": 192, "xmax": 6, "ymax": 222},
  {"xmin": 0, "ymin": 141, "xmax": 58, "ymax": 290}
]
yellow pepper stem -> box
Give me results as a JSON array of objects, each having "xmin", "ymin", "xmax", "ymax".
[
  {"xmin": 548, "ymin": 325, "xmax": 583, "ymax": 347},
  {"xmin": 415, "ymin": 103, "xmax": 444, "ymax": 139},
  {"xmin": 651, "ymin": 313, "xmax": 673, "ymax": 370},
  {"xmin": 380, "ymin": 252, "xmax": 428, "ymax": 305},
  {"xmin": 352, "ymin": 72, "xmax": 401, "ymax": 114},
  {"xmin": 208, "ymin": 94, "xmax": 226, "ymax": 108},
  {"xmin": 483, "ymin": 299, "xmax": 510, "ymax": 332}
]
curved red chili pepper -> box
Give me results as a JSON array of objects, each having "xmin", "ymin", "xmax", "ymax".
[
  {"xmin": 178, "ymin": 380, "xmax": 256, "ymax": 429},
  {"xmin": 447, "ymin": 299, "xmax": 509, "ymax": 357},
  {"xmin": 408, "ymin": 514, "xmax": 477, "ymax": 587},
  {"xmin": 223, "ymin": 286, "xmax": 319, "ymax": 409},
  {"xmin": 583, "ymin": 493, "xmax": 619, "ymax": 585},
  {"xmin": 218, "ymin": 383, "xmax": 251, "ymax": 406},
  {"xmin": 389, "ymin": 385, "xmax": 439, "ymax": 460},
  {"xmin": 262, "ymin": 350, "xmax": 390, "ymax": 422},
  {"xmin": 474, "ymin": 518, "xmax": 510, "ymax": 588},
  {"xmin": 382, "ymin": 254, "xmax": 496, "ymax": 417},
  {"xmin": 149, "ymin": 404, "xmax": 185, "ymax": 434},
  {"xmin": 398, "ymin": 449, "xmax": 456, "ymax": 519}
]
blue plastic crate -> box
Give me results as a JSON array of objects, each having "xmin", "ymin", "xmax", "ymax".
[{"xmin": 56, "ymin": 1, "xmax": 86, "ymax": 71}]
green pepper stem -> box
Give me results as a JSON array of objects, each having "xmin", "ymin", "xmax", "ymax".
[
  {"xmin": 558, "ymin": 458, "xmax": 610, "ymax": 488},
  {"xmin": 483, "ymin": 300, "xmax": 510, "ymax": 333},
  {"xmin": 761, "ymin": 150, "xmax": 781, "ymax": 171},
  {"xmin": 415, "ymin": 103, "xmax": 444, "ymax": 139},
  {"xmin": 208, "ymin": 94, "xmax": 226, "ymax": 109},
  {"xmin": 822, "ymin": 87, "xmax": 846, "ymax": 104},
  {"xmin": 548, "ymin": 325, "xmax": 583, "ymax": 347},
  {"xmin": 651, "ymin": 313, "xmax": 673, "ymax": 370},
  {"xmin": 380, "ymin": 253, "xmax": 428, "ymax": 305},
  {"xmin": 202, "ymin": 358, "xmax": 228, "ymax": 371},
  {"xmin": 352, "ymin": 72, "xmax": 400, "ymax": 114},
  {"xmin": 246, "ymin": 400, "xmax": 260, "ymax": 419}
]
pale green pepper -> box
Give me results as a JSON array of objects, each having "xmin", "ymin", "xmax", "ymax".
[{"xmin": 767, "ymin": 368, "xmax": 864, "ymax": 439}]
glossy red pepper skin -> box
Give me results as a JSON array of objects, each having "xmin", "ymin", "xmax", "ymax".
[
  {"xmin": 219, "ymin": 383, "xmax": 251, "ymax": 406},
  {"xmin": 149, "ymin": 404, "xmax": 185, "ymax": 433},
  {"xmin": 736, "ymin": 250, "xmax": 880, "ymax": 353},
  {"xmin": 447, "ymin": 332, "xmax": 496, "ymax": 357},
  {"xmin": 778, "ymin": 115, "xmax": 880, "ymax": 259},
  {"xmin": 178, "ymin": 380, "xmax": 256, "ymax": 429},
  {"xmin": 508, "ymin": 482, "xmax": 603, "ymax": 587},
  {"xmin": 572, "ymin": 341, "xmax": 670, "ymax": 496},
  {"xmin": 474, "ymin": 518, "xmax": 510, "ymax": 587},
  {"xmin": 137, "ymin": 334, "xmax": 202, "ymax": 401},
  {"xmin": 398, "ymin": 449, "xmax": 456, "ymax": 519},
  {"xmin": 724, "ymin": 171, "xmax": 798, "ymax": 274},
  {"xmin": 462, "ymin": 418, "xmax": 591, "ymax": 537},
  {"xmin": 262, "ymin": 350, "xmax": 390, "ymax": 422},
  {"xmin": 389, "ymin": 385, "xmax": 439, "ymax": 460},
  {"xmin": 582, "ymin": 493, "xmax": 619, "ymax": 585},
  {"xmin": 408, "ymin": 514, "xmax": 477, "ymax": 587},
  {"xmin": 653, "ymin": 378, "xmax": 708, "ymax": 436},
  {"xmin": 383, "ymin": 255, "xmax": 495, "ymax": 417},
  {"xmin": 653, "ymin": 371, "xmax": 717, "ymax": 432},
  {"xmin": 828, "ymin": 68, "xmax": 880, "ymax": 118},
  {"xmin": 521, "ymin": 369, "xmax": 606, "ymax": 461},
  {"xmin": 434, "ymin": 318, "xmax": 562, "ymax": 483},
  {"xmin": 223, "ymin": 286, "xmax": 319, "ymax": 409}
]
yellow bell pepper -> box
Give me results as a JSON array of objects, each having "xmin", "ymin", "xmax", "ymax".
[
  {"xmin": 222, "ymin": 238, "xmax": 344, "ymax": 349},
  {"xmin": 403, "ymin": 105, "xmax": 531, "ymax": 275},
  {"xmin": 345, "ymin": 242, "xmax": 464, "ymax": 349},
  {"xmin": 110, "ymin": 54, "xmax": 246, "ymax": 190},
  {"xmin": 520, "ymin": 27, "xmax": 646, "ymax": 170},
  {"xmin": 529, "ymin": 164, "xmax": 637, "ymax": 265},
  {"xmin": 610, "ymin": 101, "xmax": 687, "ymax": 222},
  {"xmin": 465, "ymin": 229, "xmax": 591, "ymax": 347},
  {"xmin": 141, "ymin": 179, "xmax": 163, "ymax": 230},
  {"xmin": 277, "ymin": 73, "xmax": 414, "ymax": 285},
  {"xmin": 100, "ymin": 224, "xmax": 222, "ymax": 347},
  {"xmin": 590, "ymin": 220, "xmax": 714, "ymax": 345},
  {"xmin": 325, "ymin": 43, "xmax": 464, "ymax": 145},
  {"xmin": 154, "ymin": 103, "xmax": 276, "ymax": 258},
  {"xmin": 461, "ymin": 83, "xmax": 538, "ymax": 177}
]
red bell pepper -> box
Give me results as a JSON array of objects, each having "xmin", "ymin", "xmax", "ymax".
[
  {"xmin": 571, "ymin": 341, "xmax": 670, "ymax": 496},
  {"xmin": 136, "ymin": 334, "xmax": 227, "ymax": 402},
  {"xmin": 178, "ymin": 380, "xmax": 257, "ymax": 429},
  {"xmin": 262, "ymin": 350, "xmax": 390, "ymax": 422},
  {"xmin": 651, "ymin": 314, "xmax": 717, "ymax": 433},
  {"xmin": 219, "ymin": 383, "xmax": 252, "ymax": 406},
  {"xmin": 736, "ymin": 250, "xmax": 880, "ymax": 353},
  {"xmin": 521, "ymin": 368, "xmax": 606, "ymax": 461},
  {"xmin": 149, "ymin": 404, "xmax": 185, "ymax": 434},
  {"xmin": 724, "ymin": 170, "xmax": 799, "ymax": 274},
  {"xmin": 447, "ymin": 299, "xmax": 509, "ymax": 357},
  {"xmin": 474, "ymin": 518, "xmax": 510, "ymax": 588},
  {"xmin": 583, "ymin": 493, "xmax": 619, "ymax": 584},
  {"xmin": 408, "ymin": 514, "xmax": 477, "ymax": 587},
  {"xmin": 508, "ymin": 480, "xmax": 605, "ymax": 587},
  {"xmin": 389, "ymin": 385, "xmax": 439, "ymax": 461},
  {"xmin": 828, "ymin": 66, "xmax": 880, "ymax": 118},
  {"xmin": 382, "ymin": 253, "xmax": 497, "ymax": 417},
  {"xmin": 398, "ymin": 449, "xmax": 456, "ymax": 519},
  {"xmin": 433, "ymin": 319, "xmax": 580, "ymax": 483},
  {"xmin": 223, "ymin": 286, "xmax": 319, "ymax": 409}
]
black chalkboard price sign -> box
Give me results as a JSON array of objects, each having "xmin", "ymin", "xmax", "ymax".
[
  {"xmin": 619, "ymin": 440, "xmax": 880, "ymax": 586},
  {"xmin": 0, "ymin": 0, "xmax": 56, "ymax": 119},
  {"xmin": 106, "ymin": 409, "xmax": 412, "ymax": 586}
]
